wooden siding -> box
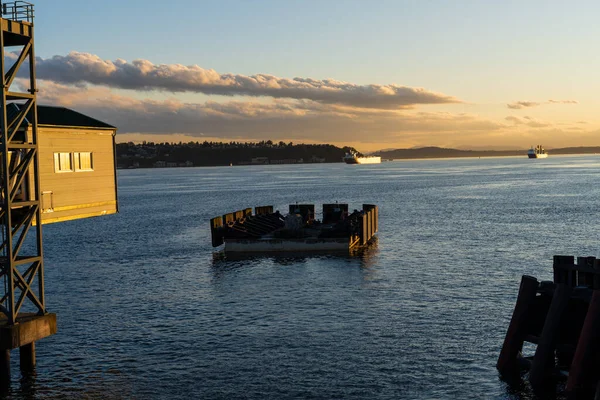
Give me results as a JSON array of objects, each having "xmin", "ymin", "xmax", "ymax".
[{"xmin": 29, "ymin": 126, "xmax": 118, "ymax": 224}]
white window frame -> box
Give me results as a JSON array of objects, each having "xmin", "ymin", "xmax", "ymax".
[
  {"xmin": 74, "ymin": 152, "xmax": 94, "ymax": 172},
  {"xmin": 53, "ymin": 152, "xmax": 73, "ymax": 173}
]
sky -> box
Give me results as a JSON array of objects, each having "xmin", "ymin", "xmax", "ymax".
[{"xmin": 14, "ymin": 0, "xmax": 600, "ymax": 151}]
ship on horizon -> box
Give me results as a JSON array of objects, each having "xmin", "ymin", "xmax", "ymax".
[
  {"xmin": 343, "ymin": 150, "xmax": 381, "ymax": 164},
  {"xmin": 527, "ymin": 145, "xmax": 548, "ymax": 159}
]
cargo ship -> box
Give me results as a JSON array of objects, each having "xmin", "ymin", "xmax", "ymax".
[
  {"xmin": 527, "ymin": 145, "xmax": 548, "ymax": 159},
  {"xmin": 343, "ymin": 150, "xmax": 381, "ymax": 164},
  {"xmin": 210, "ymin": 203, "xmax": 378, "ymax": 253}
]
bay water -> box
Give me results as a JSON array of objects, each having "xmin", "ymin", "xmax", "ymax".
[{"xmin": 12, "ymin": 155, "xmax": 600, "ymax": 399}]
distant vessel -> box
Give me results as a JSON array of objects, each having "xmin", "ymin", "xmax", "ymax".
[
  {"xmin": 343, "ymin": 150, "xmax": 381, "ymax": 164},
  {"xmin": 527, "ymin": 145, "xmax": 548, "ymax": 159}
]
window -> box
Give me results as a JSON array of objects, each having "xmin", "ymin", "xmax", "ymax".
[
  {"xmin": 53, "ymin": 152, "xmax": 94, "ymax": 172},
  {"xmin": 54, "ymin": 152, "xmax": 73, "ymax": 172},
  {"xmin": 74, "ymin": 152, "xmax": 93, "ymax": 171}
]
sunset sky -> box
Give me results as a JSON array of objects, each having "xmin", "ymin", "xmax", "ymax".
[{"xmin": 23, "ymin": 0, "xmax": 600, "ymax": 152}]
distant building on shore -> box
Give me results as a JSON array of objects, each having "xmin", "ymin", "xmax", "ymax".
[
  {"xmin": 270, "ymin": 158, "xmax": 302, "ymax": 164},
  {"xmin": 239, "ymin": 156, "xmax": 325, "ymax": 165},
  {"xmin": 251, "ymin": 157, "xmax": 269, "ymax": 165}
]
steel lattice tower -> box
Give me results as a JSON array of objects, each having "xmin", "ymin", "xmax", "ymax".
[
  {"xmin": 0, "ymin": 1, "xmax": 55, "ymax": 382},
  {"xmin": 0, "ymin": 0, "xmax": 44, "ymax": 323}
]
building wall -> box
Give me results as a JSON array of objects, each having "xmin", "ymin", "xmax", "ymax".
[{"xmin": 30, "ymin": 126, "xmax": 118, "ymax": 224}]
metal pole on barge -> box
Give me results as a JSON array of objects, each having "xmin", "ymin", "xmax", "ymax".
[{"xmin": 0, "ymin": 1, "xmax": 56, "ymax": 386}]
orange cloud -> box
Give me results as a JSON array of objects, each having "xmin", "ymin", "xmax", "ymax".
[
  {"xmin": 32, "ymin": 80, "xmax": 496, "ymax": 145},
  {"xmin": 507, "ymin": 99, "xmax": 578, "ymax": 109},
  {"xmin": 505, "ymin": 115, "xmax": 549, "ymax": 128},
  {"xmin": 30, "ymin": 79, "xmax": 598, "ymax": 150}
]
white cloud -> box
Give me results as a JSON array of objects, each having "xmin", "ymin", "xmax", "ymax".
[{"xmin": 28, "ymin": 51, "xmax": 461, "ymax": 109}]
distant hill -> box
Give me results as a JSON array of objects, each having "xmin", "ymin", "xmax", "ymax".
[
  {"xmin": 376, "ymin": 146, "xmax": 600, "ymax": 160},
  {"xmin": 550, "ymin": 146, "xmax": 600, "ymax": 155},
  {"xmin": 116, "ymin": 141, "xmax": 357, "ymax": 168}
]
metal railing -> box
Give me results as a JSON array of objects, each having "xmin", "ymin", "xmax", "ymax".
[{"xmin": 1, "ymin": 1, "xmax": 34, "ymax": 23}]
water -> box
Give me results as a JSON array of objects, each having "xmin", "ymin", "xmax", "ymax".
[{"xmin": 9, "ymin": 155, "xmax": 600, "ymax": 399}]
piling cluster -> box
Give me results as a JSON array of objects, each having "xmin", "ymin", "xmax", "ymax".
[
  {"xmin": 359, "ymin": 204, "xmax": 378, "ymax": 246},
  {"xmin": 497, "ymin": 255, "xmax": 600, "ymax": 398}
]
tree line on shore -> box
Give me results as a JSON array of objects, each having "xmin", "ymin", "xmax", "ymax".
[{"xmin": 116, "ymin": 140, "xmax": 357, "ymax": 168}]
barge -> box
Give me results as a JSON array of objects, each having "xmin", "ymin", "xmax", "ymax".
[{"xmin": 210, "ymin": 203, "xmax": 378, "ymax": 253}]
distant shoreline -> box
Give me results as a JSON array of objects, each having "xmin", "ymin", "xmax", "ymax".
[
  {"xmin": 384, "ymin": 153, "xmax": 600, "ymax": 163},
  {"xmin": 116, "ymin": 142, "xmax": 600, "ymax": 169},
  {"xmin": 117, "ymin": 152, "xmax": 600, "ymax": 170},
  {"xmin": 375, "ymin": 146, "xmax": 600, "ymax": 160}
]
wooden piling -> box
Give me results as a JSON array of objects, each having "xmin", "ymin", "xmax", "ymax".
[
  {"xmin": 497, "ymin": 275, "xmax": 539, "ymax": 377},
  {"xmin": 566, "ymin": 290, "xmax": 600, "ymax": 398},
  {"xmin": 223, "ymin": 212, "xmax": 235, "ymax": 225},
  {"xmin": 593, "ymin": 260, "xmax": 600, "ymax": 290},
  {"xmin": 254, "ymin": 205, "xmax": 273, "ymax": 216},
  {"xmin": 19, "ymin": 342, "xmax": 35, "ymax": 373},
  {"xmin": 529, "ymin": 283, "xmax": 573, "ymax": 391},
  {"xmin": 576, "ymin": 256, "xmax": 595, "ymax": 287},
  {"xmin": 0, "ymin": 350, "xmax": 9, "ymax": 387},
  {"xmin": 0, "ymin": 312, "xmax": 56, "ymax": 386},
  {"xmin": 210, "ymin": 216, "xmax": 224, "ymax": 247},
  {"xmin": 360, "ymin": 205, "xmax": 378, "ymax": 245},
  {"xmin": 366, "ymin": 210, "xmax": 372, "ymax": 240},
  {"xmin": 554, "ymin": 255, "xmax": 570, "ymax": 285},
  {"xmin": 361, "ymin": 213, "xmax": 368, "ymax": 245},
  {"xmin": 373, "ymin": 205, "xmax": 378, "ymax": 233},
  {"xmin": 554, "ymin": 255, "xmax": 575, "ymax": 286}
]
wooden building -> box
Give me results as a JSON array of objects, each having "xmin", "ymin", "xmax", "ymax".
[{"xmin": 8, "ymin": 104, "xmax": 118, "ymax": 224}]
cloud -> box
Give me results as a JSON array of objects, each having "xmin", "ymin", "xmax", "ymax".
[
  {"xmin": 32, "ymin": 80, "xmax": 495, "ymax": 145},
  {"xmin": 27, "ymin": 76, "xmax": 593, "ymax": 150},
  {"xmin": 507, "ymin": 101, "xmax": 541, "ymax": 109},
  {"xmin": 505, "ymin": 115, "xmax": 549, "ymax": 128},
  {"xmin": 548, "ymin": 99, "xmax": 578, "ymax": 104},
  {"xmin": 16, "ymin": 51, "xmax": 463, "ymax": 110},
  {"xmin": 507, "ymin": 99, "xmax": 578, "ymax": 109}
]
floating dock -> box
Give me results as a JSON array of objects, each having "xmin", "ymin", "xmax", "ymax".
[
  {"xmin": 210, "ymin": 204, "xmax": 378, "ymax": 253},
  {"xmin": 497, "ymin": 255, "xmax": 600, "ymax": 399}
]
